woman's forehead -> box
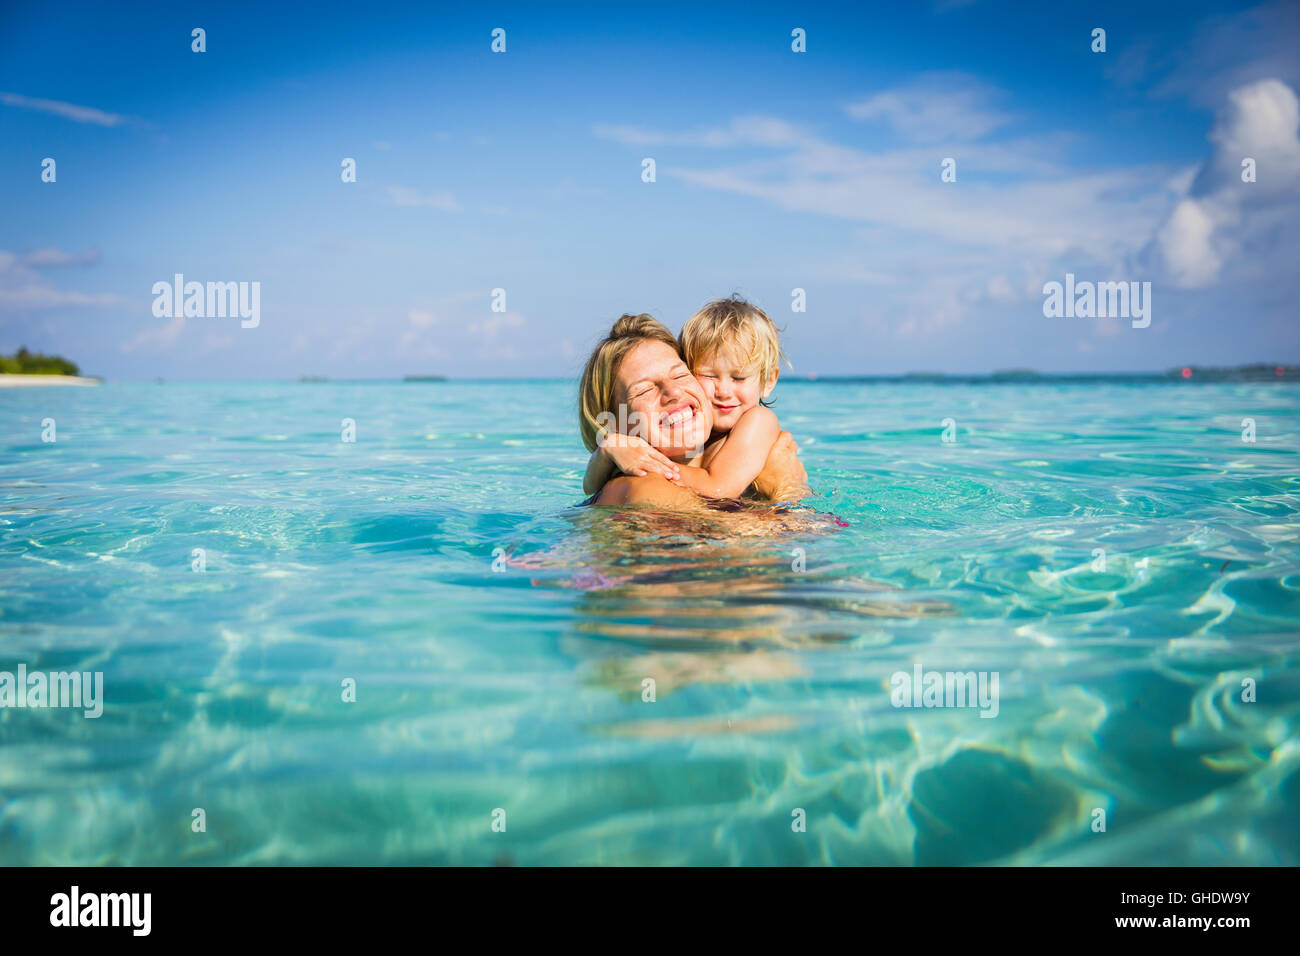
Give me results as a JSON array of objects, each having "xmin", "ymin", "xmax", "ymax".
[{"xmin": 618, "ymin": 339, "xmax": 684, "ymax": 382}]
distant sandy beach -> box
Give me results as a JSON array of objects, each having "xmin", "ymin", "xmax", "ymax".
[{"xmin": 0, "ymin": 374, "xmax": 100, "ymax": 387}]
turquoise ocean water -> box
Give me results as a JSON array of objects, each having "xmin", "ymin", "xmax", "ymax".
[{"xmin": 1, "ymin": 379, "xmax": 1297, "ymax": 865}]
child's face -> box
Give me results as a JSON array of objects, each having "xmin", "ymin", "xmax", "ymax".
[{"xmin": 693, "ymin": 344, "xmax": 776, "ymax": 433}]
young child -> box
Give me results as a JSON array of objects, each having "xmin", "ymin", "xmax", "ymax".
[{"xmin": 582, "ymin": 296, "xmax": 788, "ymax": 500}]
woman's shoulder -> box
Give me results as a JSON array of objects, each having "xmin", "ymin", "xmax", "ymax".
[{"xmin": 593, "ymin": 474, "xmax": 701, "ymax": 509}]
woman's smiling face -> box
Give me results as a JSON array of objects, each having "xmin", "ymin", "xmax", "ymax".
[{"xmin": 612, "ymin": 339, "xmax": 713, "ymax": 458}]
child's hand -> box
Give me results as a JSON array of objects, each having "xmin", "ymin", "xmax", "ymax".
[{"xmin": 599, "ymin": 432, "xmax": 681, "ymax": 481}]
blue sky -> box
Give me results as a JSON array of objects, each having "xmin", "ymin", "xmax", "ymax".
[{"xmin": 1, "ymin": 0, "xmax": 1297, "ymax": 380}]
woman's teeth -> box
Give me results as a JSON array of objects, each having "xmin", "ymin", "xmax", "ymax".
[{"xmin": 663, "ymin": 407, "xmax": 694, "ymax": 426}]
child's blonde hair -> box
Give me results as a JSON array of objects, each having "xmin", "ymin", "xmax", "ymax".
[{"xmin": 679, "ymin": 295, "xmax": 788, "ymax": 398}]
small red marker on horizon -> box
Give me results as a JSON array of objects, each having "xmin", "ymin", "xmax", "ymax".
[
  {"xmin": 1181, "ymin": 367, "xmax": 1192, "ymax": 379},
  {"xmin": 1277, "ymin": 366, "xmax": 1286, "ymax": 376}
]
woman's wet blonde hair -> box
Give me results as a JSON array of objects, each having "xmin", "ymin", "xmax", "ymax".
[
  {"xmin": 578, "ymin": 313, "xmax": 681, "ymax": 452},
  {"xmin": 679, "ymin": 295, "xmax": 788, "ymax": 401}
]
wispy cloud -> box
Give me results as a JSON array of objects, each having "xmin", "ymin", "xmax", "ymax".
[
  {"xmin": 121, "ymin": 315, "xmax": 185, "ymax": 354},
  {"xmin": 0, "ymin": 248, "xmax": 120, "ymax": 312},
  {"xmin": 22, "ymin": 248, "xmax": 102, "ymax": 268},
  {"xmin": 655, "ymin": 119, "xmax": 1167, "ymax": 257},
  {"xmin": 0, "ymin": 92, "xmax": 131, "ymax": 127},
  {"xmin": 845, "ymin": 73, "xmax": 1014, "ymax": 143},
  {"xmin": 594, "ymin": 93, "xmax": 1186, "ymax": 339},
  {"xmin": 1151, "ymin": 1, "xmax": 1300, "ymax": 107},
  {"xmin": 594, "ymin": 116, "xmax": 802, "ymax": 148},
  {"xmin": 386, "ymin": 185, "xmax": 460, "ymax": 211},
  {"xmin": 0, "ymin": 286, "xmax": 122, "ymax": 310},
  {"xmin": 399, "ymin": 308, "xmax": 440, "ymax": 352},
  {"xmin": 467, "ymin": 311, "xmax": 525, "ymax": 346}
]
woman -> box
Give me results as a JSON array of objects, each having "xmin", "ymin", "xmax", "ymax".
[{"xmin": 578, "ymin": 313, "xmax": 808, "ymax": 508}]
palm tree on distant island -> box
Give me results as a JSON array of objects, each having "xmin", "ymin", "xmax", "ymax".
[{"xmin": 0, "ymin": 347, "xmax": 80, "ymax": 376}]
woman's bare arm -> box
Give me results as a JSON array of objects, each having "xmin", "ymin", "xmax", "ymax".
[
  {"xmin": 592, "ymin": 431, "xmax": 807, "ymax": 508},
  {"xmin": 594, "ymin": 474, "xmax": 708, "ymax": 510},
  {"xmin": 584, "ymin": 433, "xmax": 681, "ymax": 494},
  {"xmin": 583, "ymin": 447, "xmax": 619, "ymax": 496},
  {"xmin": 751, "ymin": 431, "xmax": 809, "ymax": 501}
]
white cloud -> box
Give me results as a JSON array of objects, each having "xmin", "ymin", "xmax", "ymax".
[
  {"xmin": 602, "ymin": 80, "xmax": 1300, "ymax": 336},
  {"xmin": 667, "ymin": 130, "xmax": 1166, "ymax": 256},
  {"xmin": 201, "ymin": 333, "xmax": 234, "ymax": 354},
  {"xmin": 0, "ymin": 92, "xmax": 131, "ymax": 126},
  {"xmin": 594, "ymin": 116, "xmax": 802, "ymax": 149},
  {"xmin": 468, "ymin": 311, "xmax": 525, "ymax": 345},
  {"xmin": 0, "ymin": 287, "xmax": 120, "ymax": 309},
  {"xmin": 22, "ymin": 248, "xmax": 101, "ymax": 268},
  {"xmin": 1151, "ymin": 79, "xmax": 1300, "ymax": 287},
  {"xmin": 985, "ymin": 274, "xmax": 1016, "ymax": 302},
  {"xmin": 1155, "ymin": 198, "xmax": 1223, "ymax": 287},
  {"xmin": 845, "ymin": 73, "xmax": 1013, "ymax": 143},
  {"xmin": 599, "ymin": 101, "xmax": 1176, "ymax": 338},
  {"xmin": 1201, "ymin": 78, "xmax": 1300, "ymax": 193},
  {"xmin": 386, "ymin": 186, "xmax": 460, "ymax": 211},
  {"xmin": 0, "ymin": 248, "xmax": 120, "ymax": 312},
  {"xmin": 120, "ymin": 315, "xmax": 185, "ymax": 354},
  {"xmin": 399, "ymin": 308, "xmax": 440, "ymax": 351},
  {"xmin": 1152, "ymin": 2, "xmax": 1300, "ymax": 109}
]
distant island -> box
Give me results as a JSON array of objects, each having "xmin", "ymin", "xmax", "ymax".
[
  {"xmin": 0, "ymin": 347, "xmax": 100, "ymax": 386},
  {"xmin": 1167, "ymin": 363, "xmax": 1293, "ymax": 381},
  {"xmin": 2, "ymin": 346, "xmax": 79, "ymax": 375},
  {"xmin": 784, "ymin": 364, "xmax": 1294, "ymax": 384}
]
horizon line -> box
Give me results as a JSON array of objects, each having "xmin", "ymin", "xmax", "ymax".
[{"xmin": 27, "ymin": 364, "xmax": 1296, "ymax": 385}]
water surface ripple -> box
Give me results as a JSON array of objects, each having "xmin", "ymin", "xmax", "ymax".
[{"xmin": 1, "ymin": 380, "xmax": 1296, "ymax": 865}]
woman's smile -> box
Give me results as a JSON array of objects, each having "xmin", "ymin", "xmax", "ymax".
[{"xmin": 660, "ymin": 403, "xmax": 697, "ymax": 427}]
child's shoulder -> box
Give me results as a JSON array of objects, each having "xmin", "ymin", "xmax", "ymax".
[{"xmin": 736, "ymin": 404, "xmax": 779, "ymax": 431}]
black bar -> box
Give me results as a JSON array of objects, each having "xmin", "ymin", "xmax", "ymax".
[{"xmin": 0, "ymin": 866, "xmax": 1286, "ymax": 942}]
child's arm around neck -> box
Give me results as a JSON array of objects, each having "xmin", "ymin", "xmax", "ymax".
[{"xmin": 670, "ymin": 405, "xmax": 780, "ymax": 500}]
